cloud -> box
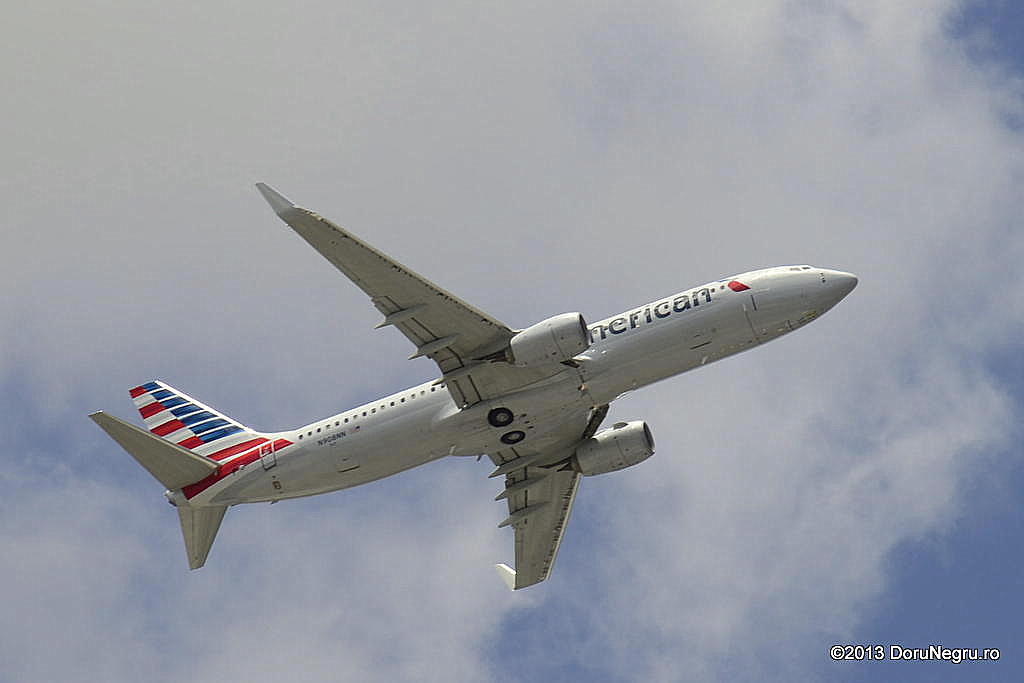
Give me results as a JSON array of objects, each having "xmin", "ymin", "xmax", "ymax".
[{"xmin": 2, "ymin": 1, "xmax": 1022, "ymax": 681}]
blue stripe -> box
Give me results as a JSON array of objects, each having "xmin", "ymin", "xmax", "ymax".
[
  {"xmin": 150, "ymin": 389, "xmax": 173, "ymax": 400},
  {"xmin": 161, "ymin": 396, "xmax": 187, "ymax": 409},
  {"xmin": 191, "ymin": 418, "xmax": 230, "ymax": 435},
  {"xmin": 179, "ymin": 411, "xmax": 215, "ymax": 426},
  {"xmin": 171, "ymin": 404, "xmax": 202, "ymax": 417},
  {"xmin": 141, "ymin": 381, "xmax": 160, "ymax": 391},
  {"xmin": 199, "ymin": 425, "xmax": 244, "ymax": 443}
]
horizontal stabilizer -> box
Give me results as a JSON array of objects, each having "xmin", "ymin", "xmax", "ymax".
[
  {"xmin": 178, "ymin": 504, "xmax": 227, "ymax": 570},
  {"xmin": 89, "ymin": 411, "xmax": 217, "ymax": 490}
]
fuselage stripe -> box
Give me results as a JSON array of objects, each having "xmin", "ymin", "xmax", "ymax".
[
  {"xmin": 183, "ymin": 438, "xmax": 293, "ymax": 499},
  {"xmin": 207, "ymin": 437, "xmax": 268, "ymax": 460}
]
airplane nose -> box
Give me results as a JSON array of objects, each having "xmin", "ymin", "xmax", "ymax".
[
  {"xmin": 823, "ymin": 270, "xmax": 858, "ymax": 305},
  {"xmin": 834, "ymin": 271, "xmax": 858, "ymax": 296}
]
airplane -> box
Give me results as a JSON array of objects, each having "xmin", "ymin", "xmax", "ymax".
[{"xmin": 90, "ymin": 184, "xmax": 857, "ymax": 590}]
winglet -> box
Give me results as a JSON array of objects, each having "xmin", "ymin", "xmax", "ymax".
[
  {"xmin": 255, "ymin": 182, "xmax": 297, "ymax": 216},
  {"xmin": 494, "ymin": 563, "xmax": 517, "ymax": 591}
]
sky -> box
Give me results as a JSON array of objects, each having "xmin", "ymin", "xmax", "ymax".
[{"xmin": 2, "ymin": 1, "xmax": 1023, "ymax": 681}]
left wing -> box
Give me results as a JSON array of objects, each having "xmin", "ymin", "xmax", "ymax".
[
  {"xmin": 256, "ymin": 183, "xmax": 553, "ymax": 407},
  {"xmin": 490, "ymin": 404, "xmax": 609, "ymax": 589}
]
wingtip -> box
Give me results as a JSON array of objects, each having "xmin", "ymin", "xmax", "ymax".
[
  {"xmin": 494, "ymin": 563, "xmax": 517, "ymax": 591},
  {"xmin": 255, "ymin": 182, "xmax": 297, "ymax": 216}
]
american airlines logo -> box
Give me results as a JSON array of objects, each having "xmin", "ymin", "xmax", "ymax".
[{"xmin": 590, "ymin": 287, "xmax": 715, "ymax": 341}]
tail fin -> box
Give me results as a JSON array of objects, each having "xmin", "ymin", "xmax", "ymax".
[
  {"xmin": 127, "ymin": 380, "xmax": 269, "ymax": 460},
  {"xmin": 178, "ymin": 504, "xmax": 228, "ymax": 569},
  {"xmin": 90, "ymin": 410, "xmax": 226, "ymax": 569}
]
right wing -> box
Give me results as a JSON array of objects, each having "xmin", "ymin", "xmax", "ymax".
[{"xmin": 489, "ymin": 404, "xmax": 609, "ymax": 589}]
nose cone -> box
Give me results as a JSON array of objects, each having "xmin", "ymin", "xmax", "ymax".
[{"xmin": 823, "ymin": 270, "xmax": 858, "ymax": 306}]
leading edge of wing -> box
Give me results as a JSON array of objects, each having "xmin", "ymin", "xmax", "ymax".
[{"xmin": 253, "ymin": 182, "xmax": 513, "ymax": 350}]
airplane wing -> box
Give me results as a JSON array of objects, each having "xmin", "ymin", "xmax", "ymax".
[
  {"xmin": 489, "ymin": 404, "xmax": 609, "ymax": 589},
  {"xmin": 257, "ymin": 183, "xmax": 554, "ymax": 407}
]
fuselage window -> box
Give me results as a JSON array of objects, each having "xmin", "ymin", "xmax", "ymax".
[
  {"xmin": 390, "ymin": 401, "xmax": 395, "ymax": 407},
  {"xmin": 316, "ymin": 428, "xmax": 321, "ymax": 433},
  {"xmin": 371, "ymin": 408, "xmax": 376, "ymax": 414},
  {"xmin": 298, "ymin": 434, "xmax": 303, "ymax": 440}
]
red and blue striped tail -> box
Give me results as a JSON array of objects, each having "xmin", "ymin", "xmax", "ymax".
[{"xmin": 129, "ymin": 380, "xmax": 281, "ymax": 462}]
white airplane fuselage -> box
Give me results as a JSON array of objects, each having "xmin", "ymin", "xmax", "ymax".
[{"xmin": 172, "ymin": 265, "xmax": 856, "ymax": 509}]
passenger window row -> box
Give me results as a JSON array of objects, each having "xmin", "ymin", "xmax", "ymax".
[{"xmin": 297, "ymin": 386, "xmax": 439, "ymax": 439}]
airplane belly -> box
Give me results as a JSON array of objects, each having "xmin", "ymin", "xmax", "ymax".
[{"xmin": 434, "ymin": 371, "xmax": 591, "ymax": 455}]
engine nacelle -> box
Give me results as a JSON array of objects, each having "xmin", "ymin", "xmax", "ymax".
[
  {"xmin": 571, "ymin": 421, "xmax": 655, "ymax": 476},
  {"xmin": 509, "ymin": 312, "xmax": 589, "ymax": 367}
]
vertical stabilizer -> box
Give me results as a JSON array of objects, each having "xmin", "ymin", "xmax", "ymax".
[
  {"xmin": 177, "ymin": 505, "xmax": 228, "ymax": 570},
  {"xmin": 128, "ymin": 380, "xmax": 259, "ymax": 457}
]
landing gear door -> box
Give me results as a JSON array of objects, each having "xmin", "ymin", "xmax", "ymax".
[{"xmin": 260, "ymin": 442, "xmax": 277, "ymax": 470}]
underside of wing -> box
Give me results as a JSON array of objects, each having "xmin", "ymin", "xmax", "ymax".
[
  {"xmin": 499, "ymin": 466, "xmax": 581, "ymax": 589},
  {"xmin": 257, "ymin": 183, "xmax": 556, "ymax": 406},
  {"xmin": 490, "ymin": 404, "xmax": 609, "ymax": 589}
]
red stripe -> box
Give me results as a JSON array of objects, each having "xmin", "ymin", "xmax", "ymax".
[
  {"xmin": 177, "ymin": 436, "xmax": 205, "ymax": 449},
  {"xmin": 129, "ymin": 386, "xmax": 148, "ymax": 398},
  {"xmin": 183, "ymin": 451, "xmax": 259, "ymax": 499},
  {"xmin": 151, "ymin": 419, "xmax": 186, "ymax": 436},
  {"xmin": 728, "ymin": 280, "xmax": 750, "ymax": 292},
  {"xmin": 139, "ymin": 402, "xmax": 166, "ymax": 418},
  {"xmin": 208, "ymin": 437, "xmax": 268, "ymax": 461},
  {"xmin": 183, "ymin": 439, "xmax": 294, "ymax": 499}
]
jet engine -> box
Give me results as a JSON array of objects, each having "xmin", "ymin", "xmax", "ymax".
[
  {"xmin": 509, "ymin": 312, "xmax": 589, "ymax": 367},
  {"xmin": 570, "ymin": 421, "xmax": 655, "ymax": 476}
]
